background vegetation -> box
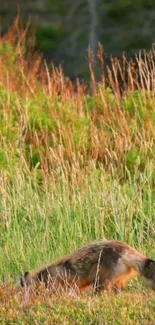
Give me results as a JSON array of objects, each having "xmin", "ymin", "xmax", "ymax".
[
  {"xmin": 1, "ymin": 0, "xmax": 155, "ymax": 78},
  {"xmin": 0, "ymin": 22, "xmax": 155, "ymax": 323}
]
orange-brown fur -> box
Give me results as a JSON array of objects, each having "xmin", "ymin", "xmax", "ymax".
[{"xmin": 19, "ymin": 240, "xmax": 155, "ymax": 294}]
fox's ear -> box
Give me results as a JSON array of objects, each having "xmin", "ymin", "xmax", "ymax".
[
  {"xmin": 24, "ymin": 271, "xmax": 30, "ymax": 278},
  {"xmin": 17, "ymin": 271, "xmax": 30, "ymax": 287},
  {"xmin": 18, "ymin": 274, "xmax": 26, "ymax": 287}
]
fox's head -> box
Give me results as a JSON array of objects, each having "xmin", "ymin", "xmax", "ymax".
[
  {"xmin": 19, "ymin": 271, "xmax": 32, "ymax": 287},
  {"xmin": 18, "ymin": 268, "xmax": 54, "ymax": 289}
]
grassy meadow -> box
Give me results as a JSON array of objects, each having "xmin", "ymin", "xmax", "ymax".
[{"xmin": 0, "ymin": 21, "xmax": 155, "ymax": 323}]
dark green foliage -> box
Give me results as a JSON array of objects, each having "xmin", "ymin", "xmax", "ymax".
[{"xmin": 36, "ymin": 26, "xmax": 68, "ymax": 52}]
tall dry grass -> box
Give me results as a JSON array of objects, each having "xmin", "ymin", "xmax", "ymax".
[{"xmin": 0, "ymin": 19, "xmax": 155, "ymax": 182}]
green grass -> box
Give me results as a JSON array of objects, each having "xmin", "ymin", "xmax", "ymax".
[
  {"xmin": 0, "ymin": 163, "xmax": 154, "ymax": 323},
  {"xmin": 0, "ymin": 163, "xmax": 155, "ymax": 281},
  {"xmin": 0, "ymin": 21, "xmax": 155, "ymax": 323}
]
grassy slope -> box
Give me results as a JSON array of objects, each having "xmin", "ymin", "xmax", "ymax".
[
  {"xmin": 0, "ymin": 22, "xmax": 155, "ymax": 323},
  {"xmin": 0, "ymin": 285, "xmax": 155, "ymax": 325}
]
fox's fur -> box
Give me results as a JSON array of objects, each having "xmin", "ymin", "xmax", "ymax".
[{"xmin": 20, "ymin": 240, "xmax": 155, "ymax": 293}]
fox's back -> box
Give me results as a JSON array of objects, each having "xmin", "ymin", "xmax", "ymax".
[{"xmin": 56, "ymin": 240, "xmax": 143, "ymax": 277}]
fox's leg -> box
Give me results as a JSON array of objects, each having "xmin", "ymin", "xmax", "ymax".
[
  {"xmin": 115, "ymin": 279, "xmax": 126, "ymax": 291},
  {"xmin": 92, "ymin": 280, "xmax": 104, "ymax": 294},
  {"xmin": 92, "ymin": 268, "xmax": 116, "ymax": 294},
  {"xmin": 93, "ymin": 275, "xmax": 127, "ymax": 295},
  {"xmin": 92, "ymin": 276, "xmax": 110, "ymax": 294},
  {"xmin": 112, "ymin": 279, "xmax": 126, "ymax": 294},
  {"xmin": 91, "ymin": 264, "xmax": 127, "ymax": 295},
  {"xmin": 92, "ymin": 275, "xmax": 126, "ymax": 294},
  {"xmin": 111, "ymin": 268, "xmax": 138, "ymax": 293},
  {"xmin": 92, "ymin": 267, "xmax": 120, "ymax": 294}
]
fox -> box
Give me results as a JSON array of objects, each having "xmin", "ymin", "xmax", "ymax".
[{"xmin": 19, "ymin": 240, "xmax": 155, "ymax": 294}]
